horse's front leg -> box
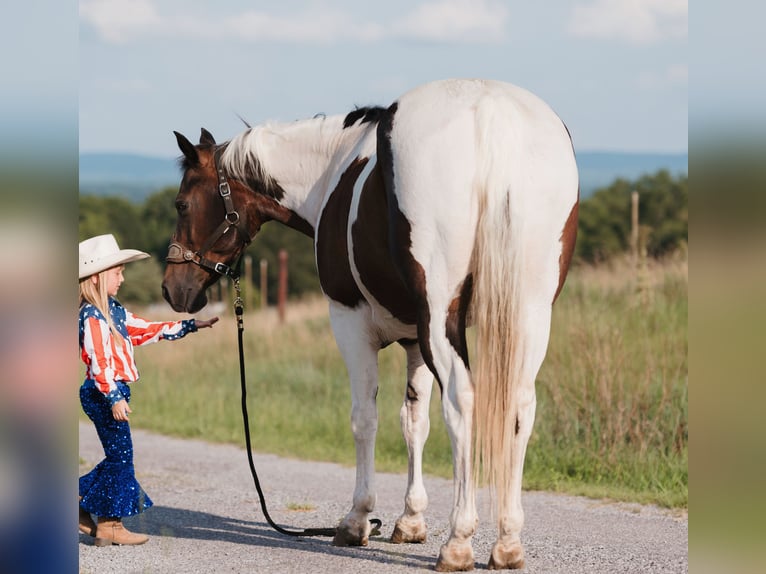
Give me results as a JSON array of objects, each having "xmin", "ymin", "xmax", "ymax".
[
  {"xmin": 328, "ymin": 303, "xmax": 379, "ymax": 547},
  {"xmin": 392, "ymin": 342, "xmax": 433, "ymax": 544}
]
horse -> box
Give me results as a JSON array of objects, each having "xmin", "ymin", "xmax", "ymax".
[{"xmin": 162, "ymin": 78, "xmax": 579, "ymax": 571}]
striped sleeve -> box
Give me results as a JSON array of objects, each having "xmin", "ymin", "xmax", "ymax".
[
  {"xmin": 124, "ymin": 309, "xmax": 197, "ymax": 347},
  {"xmin": 81, "ymin": 314, "xmax": 124, "ymax": 405}
]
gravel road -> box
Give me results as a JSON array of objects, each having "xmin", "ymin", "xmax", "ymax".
[{"xmin": 78, "ymin": 422, "xmax": 687, "ymax": 573}]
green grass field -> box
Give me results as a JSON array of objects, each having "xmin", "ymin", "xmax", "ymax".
[{"xmin": 89, "ymin": 257, "xmax": 687, "ymax": 509}]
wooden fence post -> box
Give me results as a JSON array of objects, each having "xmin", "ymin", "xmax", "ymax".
[
  {"xmin": 260, "ymin": 258, "xmax": 268, "ymax": 310},
  {"xmin": 631, "ymin": 190, "xmax": 639, "ymax": 265},
  {"xmin": 278, "ymin": 249, "xmax": 288, "ymax": 324},
  {"xmin": 244, "ymin": 255, "xmax": 252, "ymax": 309},
  {"xmin": 631, "ymin": 190, "xmax": 651, "ymax": 305}
]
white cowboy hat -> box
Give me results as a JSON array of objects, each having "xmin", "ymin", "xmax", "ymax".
[{"xmin": 79, "ymin": 234, "xmax": 150, "ymax": 279}]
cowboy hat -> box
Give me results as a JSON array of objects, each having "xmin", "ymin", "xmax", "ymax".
[{"xmin": 79, "ymin": 234, "xmax": 150, "ymax": 279}]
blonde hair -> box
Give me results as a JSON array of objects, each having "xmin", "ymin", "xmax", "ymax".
[{"xmin": 79, "ymin": 267, "xmax": 121, "ymax": 336}]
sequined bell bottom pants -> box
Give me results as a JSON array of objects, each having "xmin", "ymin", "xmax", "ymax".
[{"xmin": 79, "ymin": 381, "xmax": 153, "ymax": 518}]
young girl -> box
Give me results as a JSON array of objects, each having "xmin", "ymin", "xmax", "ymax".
[{"xmin": 78, "ymin": 234, "xmax": 218, "ymax": 546}]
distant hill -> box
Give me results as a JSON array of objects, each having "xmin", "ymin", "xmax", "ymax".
[
  {"xmin": 79, "ymin": 150, "xmax": 688, "ymax": 202},
  {"xmin": 576, "ymin": 151, "xmax": 687, "ymax": 196},
  {"xmin": 79, "ymin": 153, "xmax": 181, "ymax": 202}
]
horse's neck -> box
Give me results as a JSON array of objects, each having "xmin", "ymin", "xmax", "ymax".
[{"xmin": 230, "ymin": 115, "xmax": 371, "ymax": 229}]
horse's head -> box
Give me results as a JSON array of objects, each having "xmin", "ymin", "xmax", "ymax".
[{"xmin": 161, "ymin": 129, "xmax": 257, "ymax": 313}]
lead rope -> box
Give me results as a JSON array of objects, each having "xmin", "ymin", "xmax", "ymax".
[{"xmin": 232, "ymin": 276, "xmax": 382, "ymax": 538}]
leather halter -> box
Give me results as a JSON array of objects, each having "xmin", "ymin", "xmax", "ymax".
[{"xmin": 165, "ymin": 153, "xmax": 252, "ymax": 278}]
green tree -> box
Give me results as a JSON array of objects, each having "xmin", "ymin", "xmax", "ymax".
[
  {"xmin": 78, "ymin": 195, "xmax": 111, "ymax": 240},
  {"xmin": 575, "ymin": 169, "xmax": 688, "ymax": 263},
  {"xmin": 633, "ymin": 170, "xmax": 688, "ymax": 257},
  {"xmin": 117, "ymin": 258, "xmax": 166, "ymax": 305},
  {"xmin": 79, "ymin": 195, "xmax": 142, "ymax": 247},
  {"xmin": 140, "ymin": 186, "xmax": 179, "ymax": 259}
]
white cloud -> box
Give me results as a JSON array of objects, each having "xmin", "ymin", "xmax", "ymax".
[
  {"xmin": 395, "ymin": 0, "xmax": 509, "ymax": 44},
  {"xmin": 80, "ymin": 0, "xmax": 508, "ymax": 45},
  {"xmin": 569, "ymin": 0, "xmax": 687, "ymax": 45},
  {"xmin": 223, "ymin": 9, "xmax": 385, "ymax": 44},
  {"xmin": 80, "ymin": 0, "xmax": 161, "ymax": 44}
]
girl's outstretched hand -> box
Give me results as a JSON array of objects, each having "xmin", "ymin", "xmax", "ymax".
[{"xmin": 196, "ymin": 317, "xmax": 219, "ymax": 329}]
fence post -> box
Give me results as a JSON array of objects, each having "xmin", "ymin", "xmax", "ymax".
[
  {"xmin": 631, "ymin": 190, "xmax": 651, "ymax": 305},
  {"xmin": 631, "ymin": 190, "xmax": 639, "ymax": 265},
  {"xmin": 278, "ymin": 249, "xmax": 288, "ymax": 324},
  {"xmin": 244, "ymin": 255, "xmax": 252, "ymax": 309},
  {"xmin": 260, "ymin": 258, "xmax": 268, "ymax": 310}
]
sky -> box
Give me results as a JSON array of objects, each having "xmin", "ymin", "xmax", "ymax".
[{"xmin": 79, "ymin": 0, "xmax": 688, "ymax": 158}]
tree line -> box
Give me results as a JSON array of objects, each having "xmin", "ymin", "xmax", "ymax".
[{"xmin": 79, "ymin": 169, "xmax": 687, "ymax": 305}]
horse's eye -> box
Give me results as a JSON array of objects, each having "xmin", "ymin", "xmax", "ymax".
[{"xmin": 175, "ymin": 200, "xmax": 189, "ymax": 213}]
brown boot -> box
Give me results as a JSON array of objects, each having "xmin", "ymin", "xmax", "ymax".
[
  {"xmin": 94, "ymin": 517, "xmax": 149, "ymax": 546},
  {"xmin": 79, "ymin": 508, "xmax": 97, "ymax": 537},
  {"xmin": 78, "ymin": 497, "xmax": 97, "ymax": 537}
]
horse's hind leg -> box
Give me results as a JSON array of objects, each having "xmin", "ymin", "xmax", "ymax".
[
  {"xmin": 486, "ymin": 302, "xmax": 552, "ymax": 570},
  {"xmin": 392, "ymin": 342, "xmax": 434, "ymax": 544},
  {"xmin": 431, "ymin": 333, "xmax": 477, "ymax": 571},
  {"xmin": 403, "ymin": 277, "xmax": 476, "ymax": 571},
  {"xmin": 328, "ymin": 303, "xmax": 380, "ymax": 547}
]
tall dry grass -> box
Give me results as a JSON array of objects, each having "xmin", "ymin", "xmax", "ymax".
[
  {"xmin": 104, "ymin": 257, "xmax": 687, "ymax": 508},
  {"xmin": 528, "ymin": 256, "xmax": 687, "ymax": 506}
]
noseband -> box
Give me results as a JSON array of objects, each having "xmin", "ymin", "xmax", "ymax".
[{"xmin": 166, "ymin": 153, "xmax": 251, "ymax": 278}]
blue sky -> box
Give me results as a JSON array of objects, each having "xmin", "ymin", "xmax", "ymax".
[{"xmin": 79, "ymin": 0, "xmax": 688, "ymax": 157}]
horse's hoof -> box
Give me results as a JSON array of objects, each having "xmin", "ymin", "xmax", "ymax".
[
  {"xmin": 487, "ymin": 540, "xmax": 525, "ymax": 570},
  {"xmin": 434, "ymin": 541, "xmax": 475, "ymax": 572},
  {"xmin": 390, "ymin": 516, "xmax": 427, "ymax": 544},
  {"xmin": 332, "ymin": 520, "xmax": 368, "ymax": 547}
]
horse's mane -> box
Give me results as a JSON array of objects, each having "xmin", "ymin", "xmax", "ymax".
[
  {"xmin": 343, "ymin": 106, "xmax": 388, "ymax": 129},
  {"xmin": 219, "ymin": 106, "xmax": 388, "ymax": 201},
  {"xmin": 219, "ymin": 132, "xmax": 285, "ymax": 200}
]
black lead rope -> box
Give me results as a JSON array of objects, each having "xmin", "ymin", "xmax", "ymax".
[{"xmin": 232, "ymin": 278, "xmax": 381, "ymax": 538}]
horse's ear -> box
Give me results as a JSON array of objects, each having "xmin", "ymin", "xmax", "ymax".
[
  {"xmin": 200, "ymin": 128, "xmax": 216, "ymax": 146},
  {"xmin": 174, "ymin": 131, "xmax": 199, "ymax": 166}
]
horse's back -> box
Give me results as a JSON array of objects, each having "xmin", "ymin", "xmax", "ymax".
[{"xmin": 391, "ymin": 79, "xmax": 577, "ymax": 206}]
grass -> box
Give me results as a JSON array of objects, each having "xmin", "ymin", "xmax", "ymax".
[
  {"xmin": 528, "ymin": 256, "xmax": 688, "ymax": 507},
  {"xmin": 84, "ymin": 257, "xmax": 687, "ymax": 509}
]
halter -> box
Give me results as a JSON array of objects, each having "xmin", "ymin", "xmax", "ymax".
[{"xmin": 165, "ymin": 153, "xmax": 252, "ymax": 278}]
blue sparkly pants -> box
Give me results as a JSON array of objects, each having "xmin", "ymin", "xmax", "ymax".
[{"xmin": 79, "ymin": 380, "xmax": 153, "ymax": 518}]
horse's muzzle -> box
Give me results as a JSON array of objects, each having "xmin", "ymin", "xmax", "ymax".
[{"xmin": 161, "ymin": 280, "xmax": 208, "ymax": 314}]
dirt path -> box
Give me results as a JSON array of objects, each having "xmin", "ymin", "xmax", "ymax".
[{"xmin": 78, "ymin": 422, "xmax": 687, "ymax": 573}]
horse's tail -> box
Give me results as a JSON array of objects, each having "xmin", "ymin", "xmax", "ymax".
[{"xmin": 471, "ymin": 102, "xmax": 532, "ymax": 516}]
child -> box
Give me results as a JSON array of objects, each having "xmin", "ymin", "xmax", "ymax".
[{"xmin": 78, "ymin": 234, "xmax": 218, "ymax": 546}]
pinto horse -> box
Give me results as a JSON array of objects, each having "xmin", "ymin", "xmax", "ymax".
[{"xmin": 162, "ymin": 79, "xmax": 578, "ymax": 571}]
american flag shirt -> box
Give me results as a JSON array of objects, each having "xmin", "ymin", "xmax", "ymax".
[{"xmin": 79, "ymin": 297, "xmax": 197, "ymax": 406}]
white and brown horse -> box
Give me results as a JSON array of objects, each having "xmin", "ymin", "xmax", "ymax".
[{"xmin": 162, "ymin": 79, "xmax": 578, "ymax": 571}]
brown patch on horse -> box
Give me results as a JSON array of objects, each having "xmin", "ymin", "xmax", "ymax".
[
  {"xmin": 554, "ymin": 198, "xmax": 579, "ymax": 303},
  {"xmin": 315, "ymin": 158, "xmax": 366, "ymax": 308},
  {"xmin": 246, "ymin": 192, "xmax": 313, "ymax": 237},
  {"xmin": 445, "ymin": 274, "xmax": 473, "ymax": 369},
  {"xmin": 377, "ymin": 102, "xmax": 441, "ymax": 391},
  {"xmin": 351, "ymin": 163, "xmax": 417, "ymax": 325}
]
